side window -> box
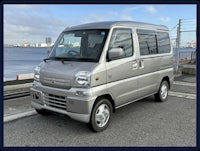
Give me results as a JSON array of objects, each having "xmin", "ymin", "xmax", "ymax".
[
  {"xmin": 157, "ymin": 32, "xmax": 171, "ymax": 53},
  {"xmin": 109, "ymin": 28, "xmax": 133, "ymax": 59},
  {"xmin": 137, "ymin": 29, "xmax": 157, "ymax": 56}
]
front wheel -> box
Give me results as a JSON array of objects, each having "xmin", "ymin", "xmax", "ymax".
[
  {"xmin": 88, "ymin": 98, "xmax": 113, "ymax": 132},
  {"xmin": 154, "ymin": 81, "xmax": 169, "ymax": 102}
]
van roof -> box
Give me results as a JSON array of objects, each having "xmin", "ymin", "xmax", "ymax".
[{"xmin": 64, "ymin": 21, "xmax": 169, "ymax": 31}]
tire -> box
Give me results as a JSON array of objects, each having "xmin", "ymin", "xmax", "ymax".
[
  {"xmin": 88, "ymin": 98, "xmax": 113, "ymax": 132},
  {"xmin": 154, "ymin": 80, "xmax": 169, "ymax": 102},
  {"xmin": 35, "ymin": 109, "xmax": 50, "ymax": 116}
]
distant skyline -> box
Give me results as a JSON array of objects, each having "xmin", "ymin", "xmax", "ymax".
[{"xmin": 4, "ymin": 4, "xmax": 196, "ymax": 46}]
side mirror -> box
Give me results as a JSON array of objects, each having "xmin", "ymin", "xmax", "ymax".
[{"xmin": 108, "ymin": 48, "xmax": 124, "ymax": 61}]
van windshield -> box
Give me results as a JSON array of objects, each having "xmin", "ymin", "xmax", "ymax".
[{"xmin": 48, "ymin": 29, "xmax": 109, "ymax": 62}]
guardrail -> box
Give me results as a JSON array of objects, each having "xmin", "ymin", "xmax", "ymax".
[
  {"xmin": 4, "ymin": 91, "xmax": 30, "ymax": 100},
  {"xmin": 178, "ymin": 51, "xmax": 196, "ymax": 64}
]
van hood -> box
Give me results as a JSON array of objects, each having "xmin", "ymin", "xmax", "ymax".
[{"xmin": 39, "ymin": 61, "xmax": 97, "ymax": 89}]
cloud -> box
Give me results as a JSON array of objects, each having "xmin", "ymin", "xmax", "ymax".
[
  {"xmin": 81, "ymin": 9, "xmax": 134, "ymax": 24},
  {"xmin": 121, "ymin": 15, "xmax": 133, "ymax": 21},
  {"xmin": 159, "ymin": 17, "xmax": 171, "ymax": 22},
  {"xmin": 4, "ymin": 5, "xmax": 71, "ymax": 44},
  {"xmin": 145, "ymin": 5, "xmax": 157, "ymax": 14},
  {"xmin": 3, "ymin": 4, "xmax": 161, "ymax": 45},
  {"xmin": 81, "ymin": 5, "xmax": 159, "ymax": 24},
  {"xmin": 123, "ymin": 5, "xmax": 157, "ymax": 15},
  {"xmin": 122, "ymin": 5, "xmax": 144, "ymax": 13}
]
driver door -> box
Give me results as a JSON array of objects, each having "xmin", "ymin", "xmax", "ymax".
[{"xmin": 106, "ymin": 28, "xmax": 139, "ymax": 107}]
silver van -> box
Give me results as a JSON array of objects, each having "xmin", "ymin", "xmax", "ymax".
[{"xmin": 30, "ymin": 21, "xmax": 174, "ymax": 132}]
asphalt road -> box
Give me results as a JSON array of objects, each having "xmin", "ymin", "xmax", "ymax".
[{"xmin": 4, "ymin": 75, "xmax": 196, "ymax": 147}]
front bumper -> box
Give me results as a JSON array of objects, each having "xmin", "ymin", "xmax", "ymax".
[{"xmin": 30, "ymin": 81, "xmax": 96, "ymax": 123}]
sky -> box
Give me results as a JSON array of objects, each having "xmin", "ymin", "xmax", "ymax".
[{"xmin": 3, "ymin": 4, "xmax": 196, "ymax": 46}]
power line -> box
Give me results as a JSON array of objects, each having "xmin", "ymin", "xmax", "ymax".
[{"xmin": 169, "ymin": 24, "xmax": 178, "ymax": 31}]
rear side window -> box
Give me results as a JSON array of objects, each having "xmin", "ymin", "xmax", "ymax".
[
  {"xmin": 137, "ymin": 29, "xmax": 170, "ymax": 56},
  {"xmin": 137, "ymin": 30, "xmax": 157, "ymax": 55},
  {"xmin": 157, "ymin": 32, "xmax": 171, "ymax": 53}
]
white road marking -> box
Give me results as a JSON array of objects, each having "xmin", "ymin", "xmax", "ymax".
[
  {"xmin": 4, "ymin": 81, "xmax": 196, "ymax": 123},
  {"xmin": 173, "ymin": 81, "xmax": 196, "ymax": 87},
  {"xmin": 4, "ymin": 109, "xmax": 36, "ymax": 123},
  {"xmin": 169, "ymin": 91, "xmax": 196, "ymax": 100}
]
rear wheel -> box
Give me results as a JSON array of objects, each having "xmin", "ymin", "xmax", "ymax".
[
  {"xmin": 88, "ymin": 98, "xmax": 113, "ymax": 132},
  {"xmin": 154, "ymin": 80, "xmax": 169, "ymax": 102}
]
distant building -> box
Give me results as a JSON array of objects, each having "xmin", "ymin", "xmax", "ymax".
[
  {"xmin": 23, "ymin": 40, "xmax": 30, "ymax": 47},
  {"xmin": 33, "ymin": 42, "xmax": 54, "ymax": 47},
  {"xmin": 46, "ymin": 37, "xmax": 52, "ymax": 44},
  {"xmin": 34, "ymin": 43, "xmax": 41, "ymax": 47},
  {"xmin": 35, "ymin": 43, "xmax": 47, "ymax": 47},
  {"xmin": 187, "ymin": 40, "xmax": 196, "ymax": 48},
  {"xmin": 41, "ymin": 43, "xmax": 48, "ymax": 47}
]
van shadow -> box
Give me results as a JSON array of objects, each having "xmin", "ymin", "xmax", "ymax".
[{"xmin": 35, "ymin": 95, "xmax": 159, "ymax": 134}]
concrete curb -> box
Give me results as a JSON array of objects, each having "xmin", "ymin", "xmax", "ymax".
[
  {"xmin": 4, "ymin": 109, "xmax": 36, "ymax": 123},
  {"xmin": 174, "ymin": 73, "xmax": 182, "ymax": 77},
  {"xmin": 181, "ymin": 64, "xmax": 196, "ymax": 75},
  {"xmin": 174, "ymin": 64, "xmax": 196, "ymax": 76},
  {"xmin": 4, "ymin": 79, "xmax": 33, "ymax": 86},
  {"xmin": 4, "ymin": 83, "xmax": 32, "ymax": 91}
]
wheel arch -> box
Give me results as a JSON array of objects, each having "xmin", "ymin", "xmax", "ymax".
[
  {"xmin": 161, "ymin": 76, "xmax": 170, "ymax": 89},
  {"xmin": 93, "ymin": 94, "xmax": 115, "ymax": 113}
]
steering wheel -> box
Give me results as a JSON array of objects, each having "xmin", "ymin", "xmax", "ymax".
[{"xmin": 67, "ymin": 50, "xmax": 79, "ymax": 57}]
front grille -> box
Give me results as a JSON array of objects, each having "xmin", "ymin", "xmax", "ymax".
[
  {"xmin": 41, "ymin": 77, "xmax": 71, "ymax": 89},
  {"xmin": 44, "ymin": 93, "xmax": 67, "ymax": 110}
]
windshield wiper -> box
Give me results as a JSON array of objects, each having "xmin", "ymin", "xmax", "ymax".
[
  {"xmin": 75, "ymin": 58, "xmax": 97, "ymax": 62},
  {"xmin": 43, "ymin": 57, "xmax": 58, "ymax": 62},
  {"xmin": 43, "ymin": 58, "xmax": 51, "ymax": 62},
  {"xmin": 44, "ymin": 57, "xmax": 97, "ymax": 63},
  {"xmin": 43, "ymin": 57, "xmax": 72, "ymax": 63}
]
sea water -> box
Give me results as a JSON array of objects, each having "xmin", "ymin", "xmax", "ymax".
[
  {"xmin": 4, "ymin": 47, "xmax": 48, "ymax": 81},
  {"xmin": 3, "ymin": 47, "xmax": 195, "ymax": 81}
]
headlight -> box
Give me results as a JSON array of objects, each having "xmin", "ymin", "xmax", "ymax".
[
  {"xmin": 75, "ymin": 71, "xmax": 90, "ymax": 87},
  {"xmin": 34, "ymin": 66, "xmax": 40, "ymax": 82}
]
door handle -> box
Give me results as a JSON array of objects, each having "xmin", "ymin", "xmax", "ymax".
[
  {"xmin": 132, "ymin": 61, "xmax": 138, "ymax": 69},
  {"xmin": 139, "ymin": 60, "xmax": 144, "ymax": 69}
]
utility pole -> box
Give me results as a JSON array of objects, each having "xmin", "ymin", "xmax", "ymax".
[{"xmin": 175, "ymin": 19, "xmax": 181, "ymax": 72}]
